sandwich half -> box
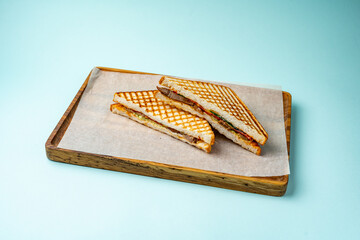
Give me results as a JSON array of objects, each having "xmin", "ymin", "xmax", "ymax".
[
  {"xmin": 111, "ymin": 90, "xmax": 215, "ymax": 153},
  {"xmin": 156, "ymin": 76, "xmax": 268, "ymax": 155}
]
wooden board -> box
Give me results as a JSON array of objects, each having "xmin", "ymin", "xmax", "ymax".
[{"xmin": 45, "ymin": 67, "xmax": 292, "ymax": 196}]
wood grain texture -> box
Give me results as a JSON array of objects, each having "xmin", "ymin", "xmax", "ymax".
[{"xmin": 45, "ymin": 67, "xmax": 292, "ymax": 196}]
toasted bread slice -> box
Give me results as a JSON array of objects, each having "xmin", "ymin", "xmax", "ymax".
[
  {"xmin": 159, "ymin": 76, "xmax": 268, "ymax": 145},
  {"xmin": 111, "ymin": 90, "xmax": 215, "ymax": 152},
  {"xmin": 155, "ymin": 91, "xmax": 261, "ymax": 155}
]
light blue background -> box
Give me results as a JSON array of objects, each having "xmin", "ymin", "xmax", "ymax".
[{"xmin": 1, "ymin": 0, "xmax": 359, "ymax": 239}]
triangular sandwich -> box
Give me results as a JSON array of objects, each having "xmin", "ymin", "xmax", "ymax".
[{"xmin": 111, "ymin": 90, "xmax": 215, "ymax": 153}]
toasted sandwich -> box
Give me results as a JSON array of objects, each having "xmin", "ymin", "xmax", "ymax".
[
  {"xmin": 111, "ymin": 90, "xmax": 215, "ymax": 153},
  {"xmin": 156, "ymin": 77, "xmax": 268, "ymax": 155}
]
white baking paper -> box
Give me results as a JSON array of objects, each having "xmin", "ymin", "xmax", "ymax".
[{"xmin": 59, "ymin": 67, "xmax": 290, "ymax": 176}]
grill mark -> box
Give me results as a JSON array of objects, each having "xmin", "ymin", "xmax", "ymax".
[
  {"xmin": 217, "ymin": 87, "xmax": 231, "ymax": 110},
  {"xmin": 208, "ymin": 82, "xmax": 220, "ymax": 104},
  {"xmin": 217, "ymin": 85, "xmax": 259, "ymax": 134},
  {"xmin": 116, "ymin": 90, "xmax": 212, "ymax": 136},
  {"xmin": 119, "ymin": 105, "xmax": 200, "ymax": 144},
  {"xmin": 225, "ymin": 87, "xmax": 264, "ymax": 136},
  {"xmin": 175, "ymin": 80, "xmax": 263, "ymax": 136},
  {"xmin": 223, "ymin": 86, "xmax": 260, "ymax": 133}
]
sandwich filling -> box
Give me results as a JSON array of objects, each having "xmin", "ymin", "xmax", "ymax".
[
  {"xmin": 120, "ymin": 105, "xmax": 201, "ymax": 144},
  {"xmin": 157, "ymin": 87, "xmax": 255, "ymax": 143}
]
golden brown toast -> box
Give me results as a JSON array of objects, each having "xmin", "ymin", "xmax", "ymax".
[{"xmin": 111, "ymin": 90, "xmax": 215, "ymax": 152}]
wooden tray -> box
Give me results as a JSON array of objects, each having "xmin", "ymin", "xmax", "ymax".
[{"xmin": 45, "ymin": 67, "xmax": 291, "ymax": 196}]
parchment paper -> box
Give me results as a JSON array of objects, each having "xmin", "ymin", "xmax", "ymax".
[{"xmin": 59, "ymin": 68, "xmax": 290, "ymax": 176}]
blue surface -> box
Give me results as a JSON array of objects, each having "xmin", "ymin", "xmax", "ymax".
[{"xmin": 1, "ymin": 0, "xmax": 360, "ymax": 239}]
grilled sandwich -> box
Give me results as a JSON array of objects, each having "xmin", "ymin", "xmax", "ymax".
[
  {"xmin": 156, "ymin": 77, "xmax": 268, "ymax": 155},
  {"xmin": 111, "ymin": 90, "xmax": 215, "ymax": 153}
]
